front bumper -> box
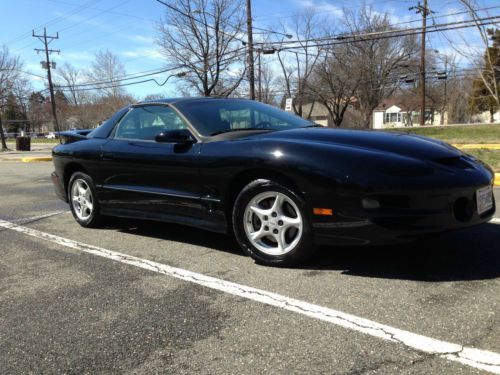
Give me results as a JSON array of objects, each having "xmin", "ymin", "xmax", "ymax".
[
  {"xmin": 51, "ymin": 171, "xmax": 68, "ymax": 203},
  {"xmin": 313, "ymin": 185, "xmax": 496, "ymax": 246}
]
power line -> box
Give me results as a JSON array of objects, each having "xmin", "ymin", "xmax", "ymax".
[
  {"xmin": 273, "ymin": 17, "xmax": 500, "ymax": 51},
  {"xmin": 47, "ymin": 48, "xmax": 249, "ymax": 92},
  {"xmin": 256, "ymin": 14, "xmax": 500, "ymax": 47},
  {"xmin": 5, "ymin": 0, "xmax": 101, "ymax": 46},
  {"xmin": 154, "ymin": 0, "xmax": 246, "ymax": 43}
]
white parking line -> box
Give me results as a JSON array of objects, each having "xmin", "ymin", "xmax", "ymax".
[
  {"xmin": 1, "ymin": 219, "xmax": 499, "ymax": 374},
  {"xmin": 12, "ymin": 210, "xmax": 69, "ymax": 224}
]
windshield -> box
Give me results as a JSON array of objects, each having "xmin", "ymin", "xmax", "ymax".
[{"xmin": 174, "ymin": 99, "xmax": 314, "ymax": 136}]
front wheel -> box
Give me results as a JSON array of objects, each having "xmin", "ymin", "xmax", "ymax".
[
  {"xmin": 68, "ymin": 172, "xmax": 102, "ymax": 228},
  {"xmin": 232, "ymin": 179, "xmax": 316, "ymax": 266}
]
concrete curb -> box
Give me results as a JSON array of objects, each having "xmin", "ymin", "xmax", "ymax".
[
  {"xmin": 454, "ymin": 144, "xmax": 500, "ymax": 150},
  {"xmin": 21, "ymin": 157, "xmax": 52, "ymax": 162}
]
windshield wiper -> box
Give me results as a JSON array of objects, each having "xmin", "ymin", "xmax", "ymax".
[{"xmin": 210, "ymin": 128, "xmax": 274, "ymax": 136}]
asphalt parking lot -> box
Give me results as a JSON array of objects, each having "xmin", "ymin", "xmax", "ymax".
[{"xmin": 1, "ymin": 161, "xmax": 500, "ymax": 374}]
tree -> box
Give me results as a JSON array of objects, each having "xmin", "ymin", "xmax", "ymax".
[
  {"xmin": 27, "ymin": 92, "xmax": 48, "ymax": 133},
  {"xmin": 275, "ymin": 9, "xmax": 323, "ymax": 118},
  {"xmin": 468, "ymin": 28, "xmax": 500, "ymax": 122},
  {"xmin": 0, "ymin": 45, "xmax": 22, "ymax": 150},
  {"xmin": 156, "ymin": 0, "xmax": 246, "ymax": 97},
  {"xmin": 343, "ymin": 7, "xmax": 419, "ymax": 128},
  {"xmin": 86, "ymin": 50, "xmax": 131, "ymax": 112},
  {"xmin": 56, "ymin": 62, "xmax": 88, "ymax": 107},
  {"xmin": 306, "ymin": 45, "xmax": 362, "ymax": 127}
]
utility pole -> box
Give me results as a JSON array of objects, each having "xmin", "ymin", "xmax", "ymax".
[
  {"xmin": 441, "ymin": 55, "xmax": 448, "ymax": 125},
  {"xmin": 257, "ymin": 49, "xmax": 262, "ymax": 101},
  {"xmin": 33, "ymin": 28, "xmax": 61, "ymax": 136},
  {"xmin": 410, "ymin": 1, "xmax": 431, "ymax": 126},
  {"xmin": 246, "ymin": 0, "xmax": 255, "ymax": 100}
]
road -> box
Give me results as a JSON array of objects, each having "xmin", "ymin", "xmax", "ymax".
[{"xmin": 0, "ymin": 161, "xmax": 499, "ymax": 374}]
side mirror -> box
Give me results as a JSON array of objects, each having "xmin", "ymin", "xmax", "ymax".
[{"xmin": 155, "ymin": 129, "xmax": 195, "ymax": 144}]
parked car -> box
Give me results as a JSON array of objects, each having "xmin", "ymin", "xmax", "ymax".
[
  {"xmin": 51, "ymin": 98, "xmax": 496, "ymax": 266},
  {"xmin": 46, "ymin": 132, "xmax": 57, "ymax": 139}
]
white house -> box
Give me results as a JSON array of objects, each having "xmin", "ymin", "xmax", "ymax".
[{"xmin": 372, "ymin": 99, "xmax": 446, "ymax": 129}]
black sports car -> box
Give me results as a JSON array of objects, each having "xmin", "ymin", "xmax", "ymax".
[{"xmin": 51, "ymin": 98, "xmax": 496, "ymax": 266}]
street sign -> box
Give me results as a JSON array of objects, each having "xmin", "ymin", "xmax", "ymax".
[{"xmin": 285, "ymin": 98, "xmax": 293, "ymax": 111}]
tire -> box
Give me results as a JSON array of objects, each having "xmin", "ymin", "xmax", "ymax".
[
  {"xmin": 68, "ymin": 171, "xmax": 102, "ymax": 228},
  {"xmin": 232, "ymin": 179, "xmax": 316, "ymax": 266}
]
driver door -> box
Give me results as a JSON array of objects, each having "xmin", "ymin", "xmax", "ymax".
[{"xmin": 97, "ymin": 104, "xmax": 203, "ymax": 219}]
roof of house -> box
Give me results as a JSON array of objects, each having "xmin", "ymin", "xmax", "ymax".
[{"xmin": 374, "ymin": 98, "xmax": 403, "ymax": 111}]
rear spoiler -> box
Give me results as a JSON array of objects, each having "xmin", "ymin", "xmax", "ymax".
[{"xmin": 59, "ymin": 130, "xmax": 91, "ymax": 144}]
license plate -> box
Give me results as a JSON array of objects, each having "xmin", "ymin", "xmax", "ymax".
[{"xmin": 476, "ymin": 186, "xmax": 493, "ymax": 215}]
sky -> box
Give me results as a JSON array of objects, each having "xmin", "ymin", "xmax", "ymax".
[{"xmin": 1, "ymin": 0, "xmax": 499, "ymax": 99}]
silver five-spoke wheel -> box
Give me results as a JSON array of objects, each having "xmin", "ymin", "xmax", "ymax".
[
  {"xmin": 71, "ymin": 179, "xmax": 94, "ymax": 221},
  {"xmin": 243, "ymin": 191, "xmax": 303, "ymax": 255}
]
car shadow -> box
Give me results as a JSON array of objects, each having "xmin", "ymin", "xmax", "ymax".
[
  {"xmin": 308, "ymin": 223, "xmax": 500, "ymax": 282},
  {"xmin": 100, "ymin": 217, "xmax": 244, "ymax": 257},
  {"xmin": 99, "ymin": 218, "xmax": 500, "ymax": 282}
]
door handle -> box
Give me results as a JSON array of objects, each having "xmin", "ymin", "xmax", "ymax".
[{"xmin": 102, "ymin": 152, "xmax": 115, "ymax": 160}]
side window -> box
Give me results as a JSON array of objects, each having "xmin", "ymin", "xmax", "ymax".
[
  {"xmin": 115, "ymin": 105, "xmax": 187, "ymax": 140},
  {"xmin": 219, "ymin": 107, "xmax": 290, "ymax": 130}
]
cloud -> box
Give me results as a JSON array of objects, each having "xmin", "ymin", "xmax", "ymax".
[
  {"xmin": 124, "ymin": 34, "xmax": 155, "ymax": 44},
  {"xmin": 121, "ymin": 47, "xmax": 163, "ymax": 61},
  {"xmin": 294, "ymin": 0, "xmax": 343, "ymax": 17}
]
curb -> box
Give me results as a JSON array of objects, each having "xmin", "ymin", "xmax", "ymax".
[
  {"xmin": 21, "ymin": 157, "xmax": 52, "ymax": 162},
  {"xmin": 496, "ymin": 173, "xmax": 500, "ymax": 187},
  {"xmin": 454, "ymin": 144, "xmax": 500, "ymax": 150},
  {"xmin": 0, "ymin": 156, "xmax": 52, "ymax": 162}
]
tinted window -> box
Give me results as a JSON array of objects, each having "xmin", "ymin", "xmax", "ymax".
[
  {"xmin": 115, "ymin": 105, "xmax": 187, "ymax": 140},
  {"xmin": 87, "ymin": 106, "xmax": 129, "ymax": 139},
  {"xmin": 175, "ymin": 99, "xmax": 312, "ymax": 136}
]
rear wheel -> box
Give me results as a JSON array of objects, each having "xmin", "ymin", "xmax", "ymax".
[
  {"xmin": 68, "ymin": 172, "xmax": 102, "ymax": 228},
  {"xmin": 233, "ymin": 179, "xmax": 315, "ymax": 266}
]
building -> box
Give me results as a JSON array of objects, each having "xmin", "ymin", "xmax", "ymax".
[{"xmin": 372, "ymin": 99, "xmax": 447, "ymax": 129}]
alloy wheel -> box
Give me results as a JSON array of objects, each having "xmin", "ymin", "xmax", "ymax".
[
  {"xmin": 71, "ymin": 179, "xmax": 94, "ymax": 221},
  {"xmin": 243, "ymin": 191, "xmax": 303, "ymax": 255}
]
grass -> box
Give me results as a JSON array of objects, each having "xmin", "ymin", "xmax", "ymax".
[
  {"xmin": 385, "ymin": 124, "xmax": 500, "ymax": 144},
  {"xmin": 6, "ymin": 138, "xmax": 59, "ymax": 144}
]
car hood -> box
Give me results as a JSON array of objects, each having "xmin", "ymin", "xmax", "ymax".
[{"xmin": 260, "ymin": 127, "xmax": 461, "ymax": 160}]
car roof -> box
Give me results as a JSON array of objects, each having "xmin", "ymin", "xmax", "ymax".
[{"xmin": 138, "ymin": 97, "xmax": 253, "ymax": 105}]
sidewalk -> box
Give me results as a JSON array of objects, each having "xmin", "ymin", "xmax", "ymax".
[{"xmin": 0, "ymin": 142, "xmax": 54, "ymax": 162}]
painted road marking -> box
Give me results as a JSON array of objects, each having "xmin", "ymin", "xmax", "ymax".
[
  {"xmin": 1, "ymin": 220, "xmax": 500, "ymax": 373},
  {"xmin": 492, "ymin": 218, "xmax": 500, "ymax": 224},
  {"xmin": 12, "ymin": 210, "xmax": 68, "ymax": 225}
]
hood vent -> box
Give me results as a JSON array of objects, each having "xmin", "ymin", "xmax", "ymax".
[{"xmin": 432, "ymin": 156, "xmax": 473, "ymax": 170}]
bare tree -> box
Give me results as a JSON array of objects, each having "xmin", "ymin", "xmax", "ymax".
[
  {"xmin": 86, "ymin": 50, "xmax": 131, "ymax": 112},
  {"xmin": 258, "ymin": 59, "xmax": 279, "ymax": 105},
  {"xmin": 0, "ymin": 45, "xmax": 22, "ymax": 150},
  {"xmin": 275, "ymin": 9, "xmax": 323, "ymax": 118},
  {"xmin": 56, "ymin": 62, "xmax": 88, "ymax": 107},
  {"xmin": 459, "ymin": 1, "xmax": 499, "ymax": 114},
  {"xmin": 307, "ymin": 45, "xmax": 362, "ymax": 126},
  {"xmin": 343, "ymin": 7, "xmax": 419, "ymax": 128},
  {"xmin": 156, "ymin": 0, "xmax": 246, "ymax": 97}
]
